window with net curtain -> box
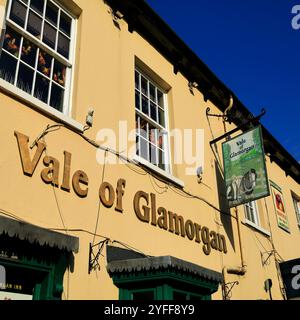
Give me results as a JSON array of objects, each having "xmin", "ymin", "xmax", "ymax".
[{"xmin": 135, "ymin": 68, "xmax": 170, "ymax": 173}]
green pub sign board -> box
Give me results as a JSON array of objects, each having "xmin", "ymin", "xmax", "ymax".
[{"xmin": 222, "ymin": 126, "xmax": 270, "ymax": 208}]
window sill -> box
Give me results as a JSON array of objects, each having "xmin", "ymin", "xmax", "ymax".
[
  {"xmin": 243, "ymin": 219, "xmax": 271, "ymax": 237},
  {"xmin": 133, "ymin": 155, "xmax": 184, "ymax": 188},
  {"xmin": 0, "ymin": 79, "xmax": 84, "ymax": 132}
]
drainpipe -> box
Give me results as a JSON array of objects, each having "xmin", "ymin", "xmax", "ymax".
[
  {"xmin": 235, "ymin": 207, "xmax": 247, "ymax": 272},
  {"xmin": 222, "ymin": 196, "xmax": 247, "ymax": 300},
  {"xmin": 221, "ymin": 95, "xmax": 247, "ymax": 299},
  {"xmin": 223, "ymin": 95, "xmax": 247, "ymax": 272}
]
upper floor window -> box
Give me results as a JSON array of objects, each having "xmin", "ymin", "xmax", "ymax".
[
  {"xmin": 292, "ymin": 195, "xmax": 300, "ymax": 227},
  {"xmin": 0, "ymin": 0, "xmax": 74, "ymax": 113},
  {"xmin": 135, "ymin": 68, "xmax": 170, "ymax": 173},
  {"xmin": 244, "ymin": 201, "xmax": 260, "ymax": 226}
]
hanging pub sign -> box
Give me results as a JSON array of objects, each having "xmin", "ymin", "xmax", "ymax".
[
  {"xmin": 279, "ymin": 258, "xmax": 300, "ymax": 300},
  {"xmin": 222, "ymin": 125, "xmax": 270, "ymax": 208},
  {"xmin": 270, "ymin": 180, "xmax": 290, "ymax": 232}
]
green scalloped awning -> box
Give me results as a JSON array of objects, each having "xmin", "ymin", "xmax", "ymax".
[
  {"xmin": 0, "ymin": 215, "xmax": 79, "ymax": 253},
  {"xmin": 106, "ymin": 245, "xmax": 223, "ymax": 285}
]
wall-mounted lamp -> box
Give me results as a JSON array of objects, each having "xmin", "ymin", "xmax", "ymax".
[
  {"xmin": 196, "ymin": 166, "xmax": 203, "ymax": 184},
  {"xmin": 188, "ymin": 81, "xmax": 199, "ymax": 91},
  {"xmin": 264, "ymin": 279, "xmax": 273, "ymax": 300},
  {"xmin": 84, "ymin": 108, "xmax": 94, "ymax": 132},
  {"xmin": 112, "ymin": 9, "xmax": 124, "ymax": 22}
]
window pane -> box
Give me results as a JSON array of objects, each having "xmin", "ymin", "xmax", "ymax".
[
  {"xmin": 150, "ymin": 144, "xmax": 157, "ymax": 165},
  {"xmin": 38, "ymin": 50, "xmax": 52, "ymax": 77},
  {"xmin": 149, "ymin": 124, "xmax": 156, "ymax": 145},
  {"xmin": 135, "ymin": 115, "xmax": 140, "ymax": 134},
  {"xmin": 245, "ymin": 206, "xmax": 251, "ymax": 221},
  {"xmin": 45, "ymin": 1, "xmax": 58, "ymax": 26},
  {"xmin": 150, "ymin": 102, "xmax": 157, "ymax": 122},
  {"xmin": 135, "ymin": 71, "xmax": 140, "ymax": 90},
  {"xmin": 34, "ymin": 74, "xmax": 49, "ymax": 103},
  {"xmin": 158, "ymin": 108, "xmax": 165, "ymax": 127},
  {"xmin": 135, "ymin": 90, "xmax": 140, "ymax": 110},
  {"xmin": 43, "ymin": 22, "xmax": 57, "ymax": 49},
  {"xmin": 27, "ymin": 10, "xmax": 42, "ymax": 38},
  {"xmin": 50, "ymin": 83, "xmax": 64, "ymax": 111},
  {"xmin": 3, "ymin": 28, "xmax": 21, "ymax": 57},
  {"xmin": 0, "ymin": 52, "xmax": 17, "ymax": 84},
  {"xmin": 57, "ymin": 33, "xmax": 70, "ymax": 58},
  {"xmin": 53, "ymin": 60, "xmax": 66, "ymax": 86},
  {"xmin": 157, "ymin": 90, "xmax": 164, "ymax": 108},
  {"xmin": 141, "ymin": 76, "xmax": 148, "ymax": 96},
  {"xmin": 17, "ymin": 63, "xmax": 34, "ymax": 94},
  {"xmin": 158, "ymin": 149, "xmax": 165, "ymax": 171},
  {"xmin": 59, "ymin": 12, "xmax": 71, "ymax": 36},
  {"xmin": 293, "ymin": 198, "xmax": 300, "ymax": 224},
  {"xmin": 140, "ymin": 117, "xmax": 148, "ymax": 139},
  {"xmin": 142, "ymin": 95, "xmax": 148, "ymax": 115},
  {"xmin": 21, "ymin": 39, "xmax": 37, "ymax": 67},
  {"xmin": 149, "ymin": 83, "xmax": 156, "ymax": 102},
  {"xmin": 157, "ymin": 132, "xmax": 164, "ymax": 149},
  {"xmin": 245, "ymin": 202, "xmax": 256, "ymax": 223},
  {"xmin": 140, "ymin": 137, "xmax": 148, "ymax": 161},
  {"xmin": 30, "ymin": 0, "xmax": 45, "ymax": 15},
  {"xmin": 10, "ymin": 0, "xmax": 27, "ymax": 28},
  {"xmin": 136, "ymin": 135, "xmax": 140, "ymax": 156}
]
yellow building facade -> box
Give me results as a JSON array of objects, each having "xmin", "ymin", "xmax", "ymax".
[{"xmin": 0, "ymin": 0, "xmax": 300, "ymax": 300}]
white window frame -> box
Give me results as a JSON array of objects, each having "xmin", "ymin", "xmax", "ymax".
[
  {"xmin": 244, "ymin": 201, "xmax": 260, "ymax": 226},
  {"xmin": 244, "ymin": 201, "xmax": 271, "ymax": 237},
  {"xmin": 134, "ymin": 67, "xmax": 183, "ymax": 187},
  {"xmin": 0, "ymin": 0, "xmax": 78, "ymax": 122},
  {"xmin": 292, "ymin": 196, "xmax": 300, "ymax": 227},
  {"xmin": 135, "ymin": 68, "xmax": 171, "ymax": 173}
]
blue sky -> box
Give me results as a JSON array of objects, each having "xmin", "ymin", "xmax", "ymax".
[{"xmin": 146, "ymin": 0, "xmax": 300, "ymax": 162}]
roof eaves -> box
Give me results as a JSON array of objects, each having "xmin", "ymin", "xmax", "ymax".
[{"xmin": 105, "ymin": 0, "xmax": 300, "ymax": 184}]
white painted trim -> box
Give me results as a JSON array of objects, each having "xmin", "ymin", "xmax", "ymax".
[
  {"xmin": 67, "ymin": 9, "xmax": 78, "ymax": 118},
  {"xmin": 243, "ymin": 219, "xmax": 271, "ymax": 237},
  {"xmin": 133, "ymin": 154, "xmax": 184, "ymax": 188},
  {"xmin": 163, "ymin": 86, "xmax": 172, "ymax": 175},
  {"xmin": 135, "ymin": 68, "xmax": 172, "ymax": 175},
  {"xmin": 0, "ymin": 5, "xmax": 5, "ymax": 30},
  {"xmin": 2, "ymin": 0, "xmax": 79, "ymax": 128},
  {"xmin": 244, "ymin": 200, "xmax": 260, "ymax": 226},
  {"xmin": 0, "ymin": 78, "xmax": 84, "ymax": 131}
]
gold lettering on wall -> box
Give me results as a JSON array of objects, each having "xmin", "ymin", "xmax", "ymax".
[
  {"xmin": 133, "ymin": 191, "xmax": 150, "ymax": 222},
  {"xmin": 14, "ymin": 131, "xmax": 228, "ymax": 256},
  {"xmin": 72, "ymin": 170, "xmax": 89, "ymax": 198},
  {"xmin": 14, "ymin": 131, "xmax": 46, "ymax": 176},
  {"xmin": 61, "ymin": 151, "xmax": 72, "ymax": 192},
  {"xmin": 41, "ymin": 156, "xmax": 60, "ymax": 186},
  {"xmin": 133, "ymin": 191, "xmax": 228, "ymax": 255},
  {"xmin": 115, "ymin": 179, "xmax": 126, "ymax": 213},
  {"xmin": 99, "ymin": 182, "xmax": 115, "ymax": 208}
]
